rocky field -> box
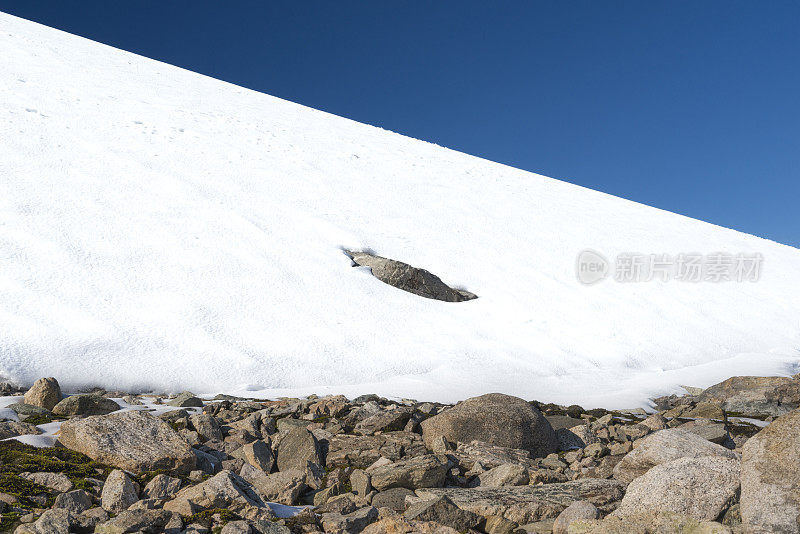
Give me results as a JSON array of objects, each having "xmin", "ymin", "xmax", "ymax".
[{"xmin": 0, "ymin": 375, "xmax": 799, "ymax": 533}]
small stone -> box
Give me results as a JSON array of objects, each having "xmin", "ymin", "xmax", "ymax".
[
  {"xmin": 15, "ymin": 508, "xmax": 71, "ymax": 534},
  {"xmin": 583, "ymin": 443, "xmax": 608, "ymax": 459},
  {"xmin": 321, "ymin": 505, "xmax": 378, "ymax": 534},
  {"xmin": 101, "ymin": 470, "xmax": 140, "ymax": 513},
  {"xmin": 221, "ymin": 521, "xmax": 253, "ymax": 534}
]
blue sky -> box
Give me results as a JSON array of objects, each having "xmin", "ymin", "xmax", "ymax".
[{"xmin": 2, "ymin": 1, "xmax": 798, "ymax": 247}]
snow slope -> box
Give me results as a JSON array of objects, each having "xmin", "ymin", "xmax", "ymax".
[{"xmin": 1, "ymin": 12, "xmax": 798, "ymax": 408}]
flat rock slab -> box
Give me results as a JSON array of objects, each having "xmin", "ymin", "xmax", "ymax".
[{"xmin": 414, "ymin": 479, "xmax": 624, "ymax": 524}]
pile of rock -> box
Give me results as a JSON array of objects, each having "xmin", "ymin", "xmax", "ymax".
[{"xmin": 1, "ymin": 375, "xmax": 799, "ymax": 533}]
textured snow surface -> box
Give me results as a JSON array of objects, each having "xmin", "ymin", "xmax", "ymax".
[{"xmin": 1, "ymin": 13, "xmax": 799, "ymax": 408}]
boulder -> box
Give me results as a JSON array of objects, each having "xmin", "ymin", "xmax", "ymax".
[
  {"xmin": 309, "ymin": 395, "xmax": 350, "ymax": 418},
  {"xmin": 143, "ymin": 474, "xmax": 182, "ymax": 500},
  {"xmin": 276, "ymin": 426, "xmax": 323, "ymax": 472},
  {"xmin": 164, "ymin": 470, "xmax": 266, "ymax": 515},
  {"xmin": 73, "ymin": 508, "xmax": 110, "ymax": 531},
  {"xmin": 679, "ymin": 420, "xmax": 728, "ymax": 444},
  {"xmin": 58, "ymin": 410, "xmax": 196, "ymax": 474},
  {"xmin": 613, "ymin": 456, "xmax": 740, "ymax": 521},
  {"xmin": 414, "ymin": 479, "xmax": 624, "ymax": 524},
  {"xmin": 326, "ymin": 432, "xmax": 427, "ymax": 468},
  {"xmin": 612, "ymin": 429, "xmax": 737, "ymax": 484},
  {"xmin": 94, "ymin": 508, "xmax": 180, "ymax": 533},
  {"xmin": 404, "ymin": 495, "xmax": 482, "ymax": 531},
  {"xmin": 20, "ymin": 472, "xmax": 73, "ymax": 492},
  {"xmin": 14, "ymin": 508, "xmax": 71, "ymax": 534},
  {"xmin": 553, "ymin": 501, "xmax": 598, "ymax": 534},
  {"xmin": 371, "ymin": 487, "xmax": 416, "ymax": 511},
  {"xmin": 475, "ymin": 463, "xmax": 529, "ymax": 487},
  {"xmin": 166, "ymin": 391, "xmax": 204, "ymax": 408},
  {"xmin": 0, "ymin": 421, "xmax": 42, "ymax": 440},
  {"xmin": 236, "ymin": 439, "xmax": 275, "ymax": 473},
  {"xmin": 453, "ymin": 441, "xmax": 536, "ymax": 471},
  {"xmin": 697, "ymin": 376, "xmax": 800, "ymax": 418},
  {"xmin": 568, "ymin": 512, "xmax": 732, "ymax": 533},
  {"xmin": 52, "ymin": 394, "xmax": 121, "ymax": 416},
  {"xmin": 346, "ymin": 250, "xmax": 476, "ymax": 302},
  {"xmin": 53, "ymin": 489, "xmax": 93, "ymax": 514},
  {"xmin": 367, "ymin": 454, "xmax": 448, "ymax": 491},
  {"xmin": 188, "ymin": 414, "xmax": 223, "ymax": 442},
  {"xmin": 321, "ymin": 505, "xmax": 378, "ymax": 534},
  {"xmin": 354, "ymin": 407, "xmax": 414, "ymax": 435},
  {"xmin": 23, "ymin": 377, "xmax": 62, "ymax": 411},
  {"xmin": 421, "ymin": 394, "xmax": 558, "ymax": 459},
  {"xmin": 239, "ymin": 464, "xmax": 307, "ymax": 505},
  {"xmin": 741, "ymin": 407, "xmax": 800, "ymax": 532},
  {"xmin": 101, "ymin": 470, "xmax": 140, "ymax": 513}
]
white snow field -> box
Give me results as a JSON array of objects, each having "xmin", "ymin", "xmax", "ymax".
[{"xmin": 1, "ymin": 13, "xmax": 799, "ymax": 408}]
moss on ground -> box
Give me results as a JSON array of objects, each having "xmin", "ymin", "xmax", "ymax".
[{"xmin": 185, "ymin": 508, "xmax": 240, "ymax": 527}]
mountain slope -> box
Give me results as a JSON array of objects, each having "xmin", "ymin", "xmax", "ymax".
[{"xmin": 1, "ymin": 12, "xmax": 798, "ymax": 407}]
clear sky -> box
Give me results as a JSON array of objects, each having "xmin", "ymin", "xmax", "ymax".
[{"xmin": 2, "ymin": 1, "xmax": 798, "ymax": 247}]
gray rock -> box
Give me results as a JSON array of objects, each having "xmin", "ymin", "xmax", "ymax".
[
  {"xmin": 52, "ymin": 394, "xmax": 121, "ymax": 416},
  {"xmin": 0, "ymin": 421, "xmax": 42, "ymax": 440},
  {"xmin": 453, "ymin": 441, "xmax": 535, "ymax": 470},
  {"xmin": 53, "ymin": 489, "xmax": 93, "ymax": 514},
  {"xmin": 640, "ymin": 413, "xmax": 668, "ymax": 431},
  {"xmin": 568, "ymin": 512, "xmax": 732, "ymax": 533},
  {"xmin": 189, "ymin": 414, "xmax": 223, "ymax": 442},
  {"xmin": 346, "ymin": 250, "xmax": 476, "ymax": 302},
  {"xmin": 414, "ymin": 479, "xmax": 624, "ymax": 524},
  {"xmin": 613, "ymin": 456, "xmax": 740, "ymax": 521},
  {"xmin": 167, "ymin": 391, "xmax": 204, "ymax": 408},
  {"xmin": 476, "ymin": 463, "xmax": 529, "ymax": 487},
  {"xmin": 326, "ymin": 432, "xmax": 427, "ymax": 469},
  {"xmin": 8, "ymin": 403, "xmax": 52, "ymax": 419},
  {"xmin": 237, "ymin": 440, "xmax": 274, "ymax": 473},
  {"xmin": 143, "ymin": 474, "xmax": 182, "ymax": 500},
  {"xmin": 194, "ymin": 448, "xmax": 222, "ymax": 474},
  {"xmin": 371, "ymin": 487, "xmax": 416, "ymax": 511},
  {"xmin": 276, "ymin": 426, "xmax": 322, "ymax": 472},
  {"xmin": 404, "ymin": 495, "xmax": 482, "ymax": 531},
  {"xmin": 321, "ymin": 505, "xmax": 378, "ymax": 534},
  {"xmin": 741, "ymin": 407, "xmax": 800, "ymax": 532},
  {"xmin": 553, "ymin": 501, "xmax": 598, "ymax": 534},
  {"xmin": 612, "ymin": 429, "xmax": 737, "ymax": 484},
  {"xmin": 546, "ymin": 416, "xmax": 586, "ymax": 430},
  {"xmin": 354, "ymin": 407, "xmax": 414, "ymax": 435},
  {"xmin": 679, "ymin": 420, "xmax": 728, "ymax": 444},
  {"xmin": 164, "ymin": 470, "xmax": 266, "ymax": 515},
  {"xmin": 316, "ymin": 494, "xmax": 359, "ymax": 515},
  {"xmin": 239, "ymin": 464, "xmax": 307, "ymax": 505},
  {"xmin": 20, "ymin": 472, "xmax": 73, "ymax": 492},
  {"xmin": 350, "ymin": 469, "xmax": 371, "ymax": 497},
  {"xmin": 58, "ymin": 410, "xmax": 196, "ymax": 474},
  {"xmin": 23, "ymin": 377, "xmax": 62, "ymax": 411},
  {"xmin": 73, "ymin": 507, "xmax": 109, "ymax": 531},
  {"xmin": 14, "ymin": 508, "xmax": 71, "ymax": 534},
  {"xmin": 698, "ymin": 376, "xmax": 800, "ymax": 418},
  {"xmin": 221, "ymin": 521, "xmax": 252, "ymax": 534},
  {"xmin": 94, "ymin": 508, "xmax": 180, "ymax": 533},
  {"xmin": 101, "ymin": 470, "xmax": 140, "ymax": 513},
  {"xmin": 366, "ymin": 454, "xmax": 448, "ymax": 491},
  {"xmin": 420, "ymin": 394, "xmax": 558, "ymax": 459}
]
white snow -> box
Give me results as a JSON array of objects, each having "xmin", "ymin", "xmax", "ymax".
[{"xmin": 1, "ymin": 12, "xmax": 799, "ymax": 409}]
